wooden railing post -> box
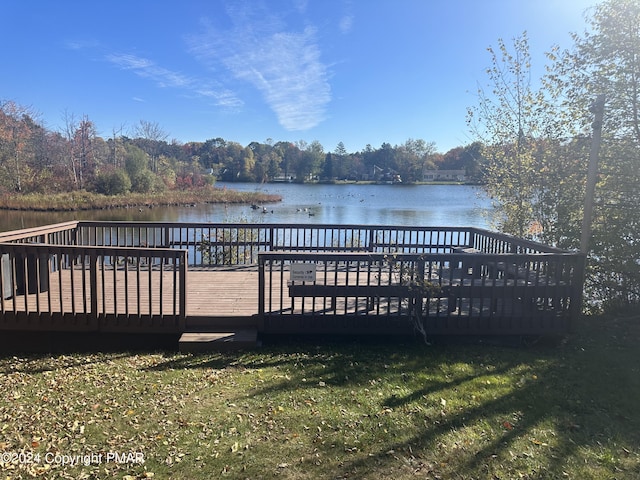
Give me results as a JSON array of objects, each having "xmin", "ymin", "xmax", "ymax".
[
  {"xmin": 179, "ymin": 251, "xmax": 188, "ymax": 330},
  {"xmin": 414, "ymin": 257, "xmax": 426, "ymax": 317},
  {"xmin": 164, "ymin": 226, "xmax": 171, "ymax": 265},
  {"xmin": 89, "ymin": 251, "xmax": 98, "ymax": 328},
  {"xmin": 258, "ymin": 254, "xmax": 265, "ymax": 331}
]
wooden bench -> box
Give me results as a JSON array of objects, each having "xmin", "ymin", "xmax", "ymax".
[
  {"xmin": 452, "ymin": 246, "xmax": 481, "ymax": 254},
  {"xmin": 495, "ymin": 262, "xmax": 557, "ymax": 285},
  {"xmin": 452, "ymin": 246, "xmax": 482, "ymax": 278},
  {"xmin": 287, "ymin": 283, "xmax": 452, "ymax": 312}
]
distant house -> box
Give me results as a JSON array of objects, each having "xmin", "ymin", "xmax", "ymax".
[{"xmin": 422, "ymin": 169, "xmax": 466, "ymax": 182}]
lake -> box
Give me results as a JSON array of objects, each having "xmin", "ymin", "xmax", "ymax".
[{"xmin": 0, "ymin": 183, "xmax": 494, "ymax": 232}]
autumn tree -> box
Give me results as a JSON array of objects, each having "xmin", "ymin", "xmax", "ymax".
[
  {"xmin": 466, "ymin": 32, "xmax": 583, "ymax": 242},
  {"xmin": 61, "ymin": 111, "xmax": 81, "ymax": 189},
  {"xmin": 247, "ymin": 141, "xmax": 271, "ymax": 183},
  {"xmin": 438, "ymin": 143, "xmax": 485, "ymax": 182},
  {"xmin": 124, "ymin": 144, "xmax": 157, "ymax": 193},
  {"xmin": 299, "ymin": 140, "xmax": 324, "ymax": 181},
  {"xmin": 135, "ymin": 120, "xmax": 168, "ymax": 173},
  {"xmin": 74, "ymin": 115, "xmax": 98, "ymax": 189},
  {"xmin": 547, "ymin": 0, "xmax": 640, "ymax": 309},
  {"xmin": 216, "ymin": 141, "xmax": 255, "ymax": 182},
  {"xmin": 396, "ymin": 139, "xmax": 437, "ymax": 182},
  {"xmin": 469, "ymin": 34, "xmax": 542, "ymax": 237},
  {"xmin": 0, "ymin": 100, "xmax": 39, "ymax": 192},
  {"xmin": 108, "ymin": 124, "xmax": 127, "ymax": 168}
]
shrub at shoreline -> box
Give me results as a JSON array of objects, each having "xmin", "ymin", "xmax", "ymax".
[{"xmin": 0, "ymin": 188, "xmax": 282, "ymax": 212}]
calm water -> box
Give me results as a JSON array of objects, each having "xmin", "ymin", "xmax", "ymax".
[{"xmin": 0, "ymin": 183, "xmax": 494, "ymax": 232}]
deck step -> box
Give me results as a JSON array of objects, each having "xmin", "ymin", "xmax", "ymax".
[
  {"xmin": 179, "ymin": 329, "xmax": 258, "ymax": 353},
  {"xmin": 185, "ymin": 316, "xmax": 259, "ymax": 330}
]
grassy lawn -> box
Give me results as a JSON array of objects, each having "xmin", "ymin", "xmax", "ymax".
[{"xmin": 1, "ymin": 315, "xmax": 639, "ymax": 479}]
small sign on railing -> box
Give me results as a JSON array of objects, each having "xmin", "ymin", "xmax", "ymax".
[{"xmin": 290, "ymin": 263, "xmax": 316, "ymax": 283}]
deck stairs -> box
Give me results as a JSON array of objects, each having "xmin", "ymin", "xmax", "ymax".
[
  {"xmin": 179, "ymin": 315, "xmax": 260, "ymax": 353},
  {"xmin": 179, "ymin": 329, "xmax": 259, "ymax": 353}
]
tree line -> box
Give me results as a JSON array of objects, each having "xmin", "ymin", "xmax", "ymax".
[{"xmin": 0, "ymin": 106, "xmax": 485, "ymax": 197}]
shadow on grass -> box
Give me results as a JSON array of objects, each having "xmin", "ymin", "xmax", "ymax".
[
  {"xmin": 141, "ymin": 315, "xmax": 639, "ymax": 478},
  {"xmin": 316, "ymin": 316, "xmax": 638, "ymax": 478}
]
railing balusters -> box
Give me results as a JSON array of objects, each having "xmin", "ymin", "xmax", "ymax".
[
  {"xmin": 257, "ymin": 250, "xmax": 583, "ymax": 335},
  {"xmin": 0, "ymin": 221, "xmax": 584, "ymax": 336}
]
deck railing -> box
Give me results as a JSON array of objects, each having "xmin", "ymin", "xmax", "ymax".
[
  {"xmin": 0, "ymin": 241, "xmax": 187, "ymax": 332},
  {"xmin": 14, "ymin": 221, "xmax": 564, "ymax": 267},
  {"xmin": 75, "ymin": 222, "xmax": 482, "ymax": 265},
  {"xmin": 0, "ymin": 221, "xmax": 585, "ymax": 336},
  {"xmin": 0, "ymin": 221, "xmax": 569, "ymax": 262},
  {"xmin": 258, "ymin": 250, "xmax": 585, "ymax": 336},
  {"xmin": 0, "ymin": 221, "xmax": 80, "ymax": 245}
]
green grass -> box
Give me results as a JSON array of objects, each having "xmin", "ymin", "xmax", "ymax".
[{"xmin": 1, "ymin": 315, "xmax": 639, "ymax": 479}]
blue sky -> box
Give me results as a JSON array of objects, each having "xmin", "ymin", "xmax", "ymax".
[{"xmin": 2, "ymin": 0, "xmax": 597, "ymax": 154}]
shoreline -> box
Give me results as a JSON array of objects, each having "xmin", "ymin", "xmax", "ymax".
[{"xmin": 0, "ymin": 188, "xmax": 282, "ymax": 212}]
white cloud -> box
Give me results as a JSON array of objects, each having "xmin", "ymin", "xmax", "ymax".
[
  {"xmin": 338, "ymin": 0, "xmax": 354, "ymax": 34},
  {"xmin": 196, "ymin": 88, "xmax": 244, "ymax": 109},
  {"xmin": 65, "ymin": 39, "xmax": 101, "ymax": 51},
  {"xmin": 105, "ymin": 53, "xmax": 243, "ymax": 109},
  {"xmin": 339, "ymin": 14, "xmax": 354, "ymax": 34},
  {"xmin": 293, "ymin": 0, "xmax": 308, "ymax": 14},
  {"xmin": 105, "ymin": 53, "xmax": 191, "ymax": 88},
  {"xmin": 188, "ymin": 6, "xmax": 331, "ymax": 131}
]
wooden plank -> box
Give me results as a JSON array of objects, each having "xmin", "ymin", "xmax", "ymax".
[{"xmin": 187, "ymin": 270, "xmax": 258, "ymax": 317}]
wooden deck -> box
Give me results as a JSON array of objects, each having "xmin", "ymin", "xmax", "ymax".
[
  {"xmin": 0, "ymin": 267, "xmax": 263, "ymax": 332},
  {"xmin": 0, "ymin": 221, "xmax": 585, "ymax": 346},
  {"xmin": 186, "ymin": 267, "xmax": 259, "ymax": 319}
]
